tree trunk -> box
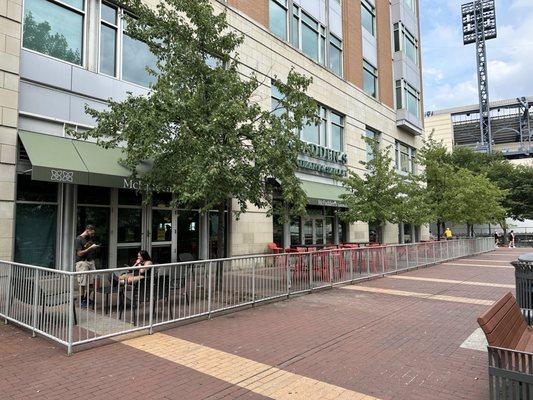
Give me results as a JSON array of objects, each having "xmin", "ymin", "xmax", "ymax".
[
  {"xmin": 377, "ymin": 223, "xmax": 384, "ymax": 244},
  {"xmin": 437, "ymin": 220, "xmax": 442, "ymax": 241}
]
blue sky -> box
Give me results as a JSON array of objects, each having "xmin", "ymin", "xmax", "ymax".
[{"xmin": 420, "ymin": 0, "xmax": 533, "ymax": 111}]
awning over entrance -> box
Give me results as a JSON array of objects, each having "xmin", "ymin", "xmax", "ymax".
[
  {"xmin": 300, "ymin": 180, "xmax": 348, "ymax": 208},
  {"xmin": 19, "ymin": 131, "xmax": 150, "ymax": 188}
]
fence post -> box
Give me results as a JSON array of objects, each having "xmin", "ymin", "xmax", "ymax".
[
  {"xmin": 329, "ymin": 252, "xmax": 334, "ymax": 287},
  {"xmin": 381, "ymin": 247, "xmax": 385, "ymax": 274},
  {"xmin": 207, "ymin": 261, "xmax": 212, "ymax": 318},
  {"xmin": 31, "ymin": 269, "xmax": 39, "ymax": 337},
  {"xmin": 286, "ymin": 255, "xmax": 291, "ymax": 298},
  {"xmin": 4, "ymin": 264, "xmax": 12, "ymax": 324},
  {"xmin": 394, "ymin": 247, "xmax": 398, "ymax": 271},
  {"xmin": 416, "ymin": 244, "xmax": 420, "ymax": 267},
  {"xmin": 148, "ymin": 267, "xmax": 155, "ymax": 334},
  {"xmin": 308, "ymin": 253, "xmax": 313, "ymax": 292},
  {"xmin": 251, "ymin": 259, "xmax": 256, "ymax": 306},
  {"xmin": 67, "ymin": 274, "xmax": 74, "ymax": 355},
  {"xmin": 406, "ymin": 246, "xmax": 409, "ymax": 269},
  {"xmin": 350, "ymin": 250, "xmax": 354, "ymax": 282},
  {"xmin": 366, "ymin": 249, "xmax": 370, "ymax": 275}
]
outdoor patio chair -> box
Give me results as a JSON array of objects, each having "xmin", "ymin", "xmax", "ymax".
[
  {"xmin": 267, "ymin": 243, "xmax": 284, "ymax": 254},
  {"xmin": 119, "ymin": 271, "xmax": 175, "ymax": 326}
]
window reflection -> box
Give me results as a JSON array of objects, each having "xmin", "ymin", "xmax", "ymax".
[{"xmin": 23, "ymin": 0, "xmax": 84, "ymax": 65}]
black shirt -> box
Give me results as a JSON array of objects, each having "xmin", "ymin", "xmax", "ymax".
[{"xmin": 74, "ymin": 235, "xmax": 93, "ymax": 263}]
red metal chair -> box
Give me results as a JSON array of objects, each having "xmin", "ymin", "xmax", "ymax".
[{"xmin": 267, "ymin": 242, "xmax": 284, "ymax": 254}]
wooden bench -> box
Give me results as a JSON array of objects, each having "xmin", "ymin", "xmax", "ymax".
[{"xmin": 478, "ymin": 292, "xmax": 533, "ymax": 399}]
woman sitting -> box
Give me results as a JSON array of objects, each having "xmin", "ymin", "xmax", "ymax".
[{"xmin": 119, "ymin": 250, "xmax": 153, "ymax": 284}]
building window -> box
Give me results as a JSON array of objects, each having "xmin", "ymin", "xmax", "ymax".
[
  {"xmin": 14, "ymin": 174, "xmax": 59, "ymax": 268},
  {"xmin": 98, "ymin": 3, "xmax": 157, "ymax": 87},
  {"xmin": 393, "ymin": 23, "xmax": 418, "ymax": 65},
  {"xmin": 396, "ymin": 80, "xmax": 420, "ymax": 118},
  {"xmin": 301, "ymin": 105, "xmax": 344, "ymax": 152},
  {"xmin": 329, "ymin": 35, "xmax": 343, "ymax": 75},
  {"xmin": 363, "ymin": 60, "xmax": 378, "ymax": 98},
  {"xmin": 99, "ymin": 2, "xmax": 117, "ymax": 76},
  {"xmin": 272, "ymin": 1, "xmax": 343, "ymax": 76},
  {"xmin": 365, "ymin": 128, "xmax": 379, "ymax": 161},
  {"xmin": 269, "ymin": 0, "xmax": 288, "ymax": 40},
  {"xmin": 361, "ymin": 0, "xmax": 375, "ymax": 36},
  {"xmin": 23, "ymin": 0, "xmax": 85, "ymax": 65},
  {"xmin": 395, "ymin": 141, "xmax": 416, "ymax": 174}
]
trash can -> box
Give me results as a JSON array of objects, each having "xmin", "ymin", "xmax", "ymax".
[{"xmin": 512, "ymin": 253, "xmax": 533, "ymax": 324}]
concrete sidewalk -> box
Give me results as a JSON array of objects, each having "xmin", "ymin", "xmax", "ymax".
[{"xmin": 0, "ymin": 248, "xmax": 528, "ymax": 400}]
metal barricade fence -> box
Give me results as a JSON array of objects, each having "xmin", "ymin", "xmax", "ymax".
[{"xmin": 0, "ymin": 238, "xmax": 493, "ymax": 353}]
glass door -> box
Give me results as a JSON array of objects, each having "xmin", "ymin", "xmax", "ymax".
[
  {"xmin": 116, "ymin": 189, "xmax": 144, "ymax": 268},
  {"xmin": 177, "ymin": 210, "xmax": 200, "ymax": 261},
  {"xmin": 149, "ymin": 193, "xmax": 174, "ymax": 264}
]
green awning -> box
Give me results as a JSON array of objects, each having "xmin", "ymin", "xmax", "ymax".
[
  {"xmin": 300, "ymin": 180, "xmax": 348, "ymax": 208},
  {"xmin": 19, "ymin": 131, "xmax": 146, "ymax": 189},
  {"xmin": 19, "ymin": 131, "xmax": 89, "ymax": 185}
]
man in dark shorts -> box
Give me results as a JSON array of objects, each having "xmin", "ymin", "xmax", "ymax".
[{"xmin": 74, "ymin": 225, "xmax": 99, "ymax": 308}]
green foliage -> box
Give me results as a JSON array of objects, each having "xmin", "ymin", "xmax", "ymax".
[
  {"xmin": 339, "ymin": 137, "xmax": 425, "ymax": 237},
  {"xmin": 75, "ymin": 0, "xmax": 317, "ymax": 217},
  {"xmin": 23, "ymin": 12, "xmax": 81, "ymax": 65},
  {"xmin": 450, "ymin": 146, "xmax": 533, "ymax": 222}
]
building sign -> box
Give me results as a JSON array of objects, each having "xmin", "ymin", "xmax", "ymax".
[{"xmin": 298, "ymin": 143, "xmax": 348, "ymax": 177}]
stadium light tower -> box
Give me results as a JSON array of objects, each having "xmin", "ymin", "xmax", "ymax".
[{"xmin": 461, "ymin": 0, "xmax": 497, "ymax": 153}]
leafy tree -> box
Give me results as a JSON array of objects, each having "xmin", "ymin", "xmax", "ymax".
[
  {"xmin": 75, "ymin": 0, "xmax": 318, "ymax": 263},
  {"xmin": 444, "ymin": 168, "xmax": 506, "ymax": 236},
  {"xmin": 339, "ymin": 137, "xmax": 404, "ymax": 243},
  {"xmin": 23, "ymin": 12, "xmax": 81, "ymax": 65},
  {"xmin": 414, "ymin": 135, "xmax": 455, "ymax": 239},
  {"xmin": 450, "ymin": 146, "xmax": 533, "ymax": 237}
]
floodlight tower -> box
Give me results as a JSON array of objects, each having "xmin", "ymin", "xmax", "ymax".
[{"xmin": 461, "ymin": 0, "xmax": 497, "ymax": 153}]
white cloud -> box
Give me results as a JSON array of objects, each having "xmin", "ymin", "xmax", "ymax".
[{"xmin": 421, "ymin": 0, "xmax": 533, "ymax": 110}]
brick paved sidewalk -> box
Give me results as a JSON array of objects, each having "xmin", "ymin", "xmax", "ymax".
[{"xmin": 0, "ymin": 248, "xmax": 528, "ymax": 400}]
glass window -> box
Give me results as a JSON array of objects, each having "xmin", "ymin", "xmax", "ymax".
[
  {"xmin": 290, "ymin": 217, "xmax": 301, "ymax": 246},
  {"xmin": 152, "ymin": 210, "xmax": 172, "ymax": 242},
  {"xmin": 77, "ymin": 185, "xmax": 110, "ymax": 205},
  {"xmin": 403, "ymin": 29, "xmax": 417, "ymax": 65},
  {"xmin": 361, "ymin": 1, "xmax": 375, "ymax": 36},
  {"xmin": 329, "ymin": 35, "xmax": 342, "ymax": 75},
  {"xmin": 118, "ymin": 188, "xmax": 142, "ymax": 205},
  {"xmin": 363, "ymin": 60, "xmax": 377, "ymax": 98},
  {"xmin": 302, "ymin": 121, "xmax": 320, "ymax": 144},
  {"xmin": 15, "ymin": 204, "xmax": 57, "ymax": 268},
  {"xmin": 101, "ymin": 2, "xmax": 116, "ymax": 24},
  {"xmin": 406, "ymin": 84, "xmax": 420, "ymax": 118},
  {"xmin": 291, "ymin": 5, "xmax": 300, "ymax": 47},
  {"xmin": 117, "ymin": 247, "xmax": 140, "ymax": 268},
  {"xmin": 16, "ymin": 174, "xmax": 57, "ymax": 202},
  {"xmin": 117, "ymin": 208, "xmax": 142, "ymax": 242},
  {"xmin": 396, "ymin": 141, "xmax": 416, "ymax": 174},
  {"xmin": 393, "ymin": 23, "xmax": 400, "ymax": 52},
  {"xmin": 122, "ymin": 27, "xmax": 157, "ymax": 87},
  {"xmin": 99, "ymin": 21, "xmax": 117, "ymax": 76},
  {"xmin": 301, "ymin": 14, "xmax": 319, "ymax": 61},
  {"xmin": 331, "ymin": 112, "xmax": 343, "ymax": 151},
  {"xmin": 269, "ymin": 0, "xmax": 287, "ymax": 40},
  {"xmin": 365, "ymin": 128, "xmax": 378, "ymax": 161},
  {"xmin": 395, "ymin": 80, "xmax": 402, "ymax": 110},
  {"xmin": 177, "ymin": 211, "xmax": 199, "ymax": 260},
  {"xmin": 23, "ymin": 0, "xmax": 84, "ymax": 65},
  {"xmin": 325, "ymin": 217, "xmax": 334, "ymax": 244}
]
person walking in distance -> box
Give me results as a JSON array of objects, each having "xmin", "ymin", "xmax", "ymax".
[
  {"xmin": 444, "ymin": 227, "xmax": 453, "ymax": 240},
  {"xmin": 74, "ymin": 225, "xmax": 99, "ymax": 308},
  {"xmin": 509, "ymin": 230, "xmax": 516, "ymax": 248}
]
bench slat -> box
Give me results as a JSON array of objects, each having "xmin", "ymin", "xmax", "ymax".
[{"xmin": 478, "ymin": 292, "xmax": 528, "ymax": 350}]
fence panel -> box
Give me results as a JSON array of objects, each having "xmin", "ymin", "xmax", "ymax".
[{"xmin": 0, "ymin": 238, "xmax": 494, "ymax": 352}]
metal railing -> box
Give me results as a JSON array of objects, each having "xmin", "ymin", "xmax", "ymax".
[
  {"xmin": 488, "ymin": 346, "xmax": 533, "ymax": 399},
  {"xmin": 0, "ymin": 238, "xmax": 493, "ymax": 354}
]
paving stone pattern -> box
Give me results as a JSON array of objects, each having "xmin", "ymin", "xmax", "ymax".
[{"xmin": 0, "ymin": 248, "xmax": 528, "ymax": 399}]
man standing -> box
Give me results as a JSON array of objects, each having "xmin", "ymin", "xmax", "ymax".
[
  {"xmin": 509, "ymin": 230, "xmax": 516, "ymax": 248},
  {"xmin": 74, "ymin": 225, "xmax": 99, "ymax": 308}
]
